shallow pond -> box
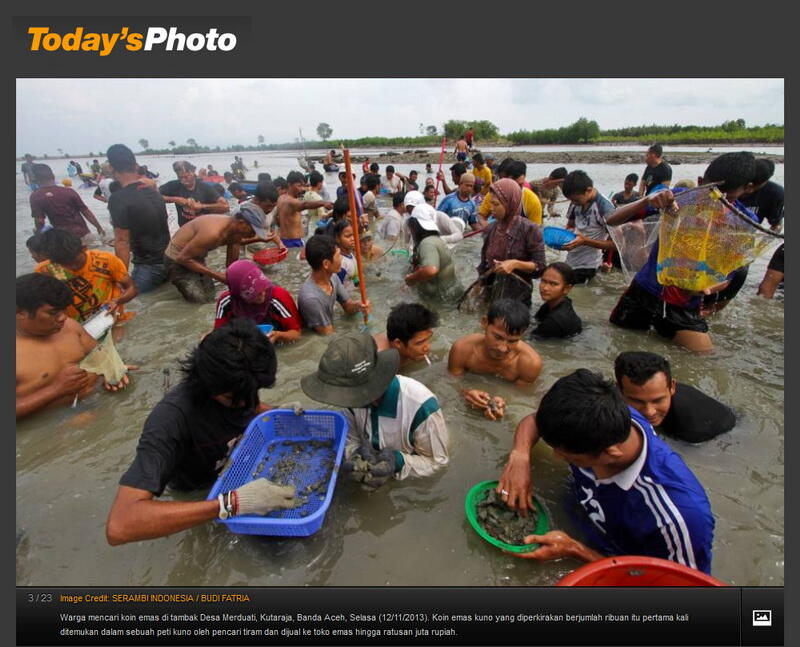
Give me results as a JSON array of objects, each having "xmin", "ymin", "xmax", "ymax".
[{"xmin": 16, "ymin": 153, "xmax": 783, "ymax": 586}]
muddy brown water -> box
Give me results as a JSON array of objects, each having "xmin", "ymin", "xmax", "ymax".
[{"xmin": 16, "ymin": 152, "xmax": 783, "ymax": 586}]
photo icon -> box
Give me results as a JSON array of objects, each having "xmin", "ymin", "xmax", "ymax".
[{"xmin": 752, "ymin": 610, "xmax": 772, "ymax": 627}]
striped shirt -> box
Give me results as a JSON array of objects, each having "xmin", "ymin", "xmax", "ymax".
[
  {"xmin": 213, "ymin": 286, "xmax": 302, "ymax": 331},
  {"xmin": 570, "ymin": 406, "xmax": 714, "ymax": 573},
  {"xmin": 344, "ymin": 376, "xmax": 449, "ymax": 480}
]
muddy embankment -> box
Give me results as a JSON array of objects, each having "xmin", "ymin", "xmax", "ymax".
[{"xmin": 310, "ymin": 149, "xmax": 784, "ymax": 166}]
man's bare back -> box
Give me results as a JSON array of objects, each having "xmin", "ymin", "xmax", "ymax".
[
  {"xmin": 16, "ymin": 318, "xmax": 99, "ymax": 416},
  {"xmin": 168, "ymin": 215, "xmax": 234, "ymax": 260}
]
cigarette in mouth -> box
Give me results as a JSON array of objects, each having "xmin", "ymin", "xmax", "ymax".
[
  {"xmin": 71, "ymin": 393, "xmax": 79, "ymax": 408},
  {"xmin": 424, "ymin": 354, "xmax": 432, "ymax": 365}
]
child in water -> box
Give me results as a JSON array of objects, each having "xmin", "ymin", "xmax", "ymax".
[
  {"xmin": 531, "ymin": 262, "xmax": 582, "ymax": 338},
  {"xmin": 333, "ymin": 220, "xmax": 358, "ymax": 290}
]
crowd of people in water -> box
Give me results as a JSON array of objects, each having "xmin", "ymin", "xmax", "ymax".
[{"xmin": 16, "ymin": 139, "xmax": 784, "ymax": 578}]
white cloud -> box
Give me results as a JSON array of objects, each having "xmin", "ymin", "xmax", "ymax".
[{"xmin": 15, "ymin": 78, "xmax": 784, "ymax": 157}]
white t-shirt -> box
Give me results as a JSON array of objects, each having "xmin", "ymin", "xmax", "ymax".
[{"xmin": 380, "ymin": 174, "xmax": 403, "ymax": 193}]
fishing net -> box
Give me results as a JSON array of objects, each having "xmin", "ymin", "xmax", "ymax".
[
  {"xmin": 79, "ymin": 333, "xmax": 128, "ymax": 386},
  {"xmin": 607, "ymin": 215, "xmax": 660, "ymax": 280},
  {"xmin": 609, "ymin": 185, "xmax": 772, "ymax": 290},
  {"xmin": 656, "ymin": 186, "xmax": 771, "ymax": 292}
]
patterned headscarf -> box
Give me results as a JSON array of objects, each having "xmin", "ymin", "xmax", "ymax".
[{"xmin": 484, "ymin": 179, "xmax": 523, "ymax": 264}]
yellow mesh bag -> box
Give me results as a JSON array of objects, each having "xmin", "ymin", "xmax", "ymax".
[{"xmin": 656, "ymin": 186, "xmax": 771, "ymax": 292}]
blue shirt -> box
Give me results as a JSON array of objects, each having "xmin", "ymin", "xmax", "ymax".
[
  {"xmin": 569, "ymin": 407, "xmax": 714, "ymax": 573},
  {"xmin": 336, "ymin": 185, "xmax": 364, "ymax": 216},
  {"xmin": 437, "ymin": 192, "xmax": 477, "ymax": 225}
]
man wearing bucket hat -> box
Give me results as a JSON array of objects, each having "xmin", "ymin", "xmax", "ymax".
[{"xmin": 301, "ymin": 333, "xmax": 449, "ymax": 487}]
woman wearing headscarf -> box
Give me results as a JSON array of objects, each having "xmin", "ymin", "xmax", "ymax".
[
  {"xmin": 213, "ymin": 260, "xmax": 302, "ymax": 344},
  {"xmin": 404, "ymin": 203, "xmax": 462, "ymax": 302},
  {"xmin": 478, "ymin": 178, "xmax": 546, "ymax": 306}
]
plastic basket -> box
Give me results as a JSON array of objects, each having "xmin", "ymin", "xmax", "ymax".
[
  {"xmin": 464, "ymin": 480, "xmax": 550, "ymax": 553},
  {"xmin": 207, "ymin": 409, "xmax": 349, "ymax": 537},
  {"xmin": 556, "ymin": 556, "xmax": 727, "ymax": 587},
  {"xmin": 543, "ymin": 226, "xmax": 577, "ymax": 250},
  {"xmin": 253, "ymin": 247, "xmax": 288, "ymax": 266}
]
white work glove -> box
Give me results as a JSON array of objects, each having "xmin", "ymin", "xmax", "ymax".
[{"xmin": 231, "ymin": 478, "xmax": 298, "ymax": 516}]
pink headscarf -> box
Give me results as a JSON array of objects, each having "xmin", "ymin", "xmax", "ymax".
[
  {"xmin": 483, "ymin": 178, "xmax": 524, "ymax": 265},
  {"xmin": 225, "ymin": 260, "xmax": 274, "ymax": 322},
  {"xmin": 489, "ymin": 178, "xmax": 522, "ymax": 219}
]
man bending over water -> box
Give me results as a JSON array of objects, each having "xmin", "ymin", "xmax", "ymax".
[
  {"xmin": 164, "ymin": 199, "xmax": 277, "ymax": 303},
  {"xmin": 106, "ymin": 320, "xmax": 297, "ymax": 545},
  {"xmin": 448, "ymin": 298, "xmax": 542, "ymax": 420},
  {"xmin": 498, "ymin": 369, "xmax": 714, "ymax": 573},
  {"xmin": 16, "ymin": 274, "xmax": 129, "ymax": 420}
]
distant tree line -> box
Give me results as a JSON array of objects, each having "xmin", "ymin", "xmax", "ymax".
[{"xmin": 17, "ymin": 118, "xmax": 783, "ymax": 160}]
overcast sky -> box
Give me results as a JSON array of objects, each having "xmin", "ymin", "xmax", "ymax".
[{"xmin": 16, "ymin": 78, "xmax": 784, "ymax": 157}]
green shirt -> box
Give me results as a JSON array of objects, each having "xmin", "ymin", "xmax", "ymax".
[{"xmin": 416, "ymin": 235, "xmax": 460, "ymax": 301}]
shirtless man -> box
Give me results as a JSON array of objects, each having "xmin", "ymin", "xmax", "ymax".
[
  {"xmin": 164, "ymin": 208, "xmax": 277, "ymax": 303},
  {"xmin": 16, "ymin": 273, "xmax": 128, "ymax": 419},
  {"xmin": 454, "ymin": 136, "xmax": 469, "ymax": 163},
  {"xmin": 276, "ymin": 170, "xmax": 333, "ymax": 248},
  {"xmin": 447, "ymin": 298, "xmax": 542, "ymax": 420}
]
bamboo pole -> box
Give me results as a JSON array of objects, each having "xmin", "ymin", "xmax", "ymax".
[
  {"xmin": 343, "ymin": 150, "xmax": 370, "ymax": 325},
  {"xmin": 433, "ymin": 137, "xmax": 447, "ymax": 208}
]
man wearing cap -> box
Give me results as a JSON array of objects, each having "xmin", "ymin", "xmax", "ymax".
[
  {"xmin": 437, "ymin": 173, "xmax": 479, "ymax": 231},
  {"xmin": 163, "ymin": 204, "xmax": 279, "ymax": 303},
  {"xmin": 301, "ymin": 333, "xmax": 449, "ymax": 486}
]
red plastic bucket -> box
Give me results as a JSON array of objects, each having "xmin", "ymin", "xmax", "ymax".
[
  {"xmin": 556, "ymin": 556, "xmax": 727, "ymax": 587},
  {"xmin": 253, "ymin": 247, "xmax": 288, "ymax": 266}
]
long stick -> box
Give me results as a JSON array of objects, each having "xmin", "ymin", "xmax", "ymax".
[
  {"xmin": 343, "ymin": 150, "xmax": 369, "ymax": 325},
  {"xmin": 433, "ymin": 137, "xmax": 446, "ymax": 208},
  {"xmin": 716, "ymin": 193, "xmax": 784, "ymax": 239}
]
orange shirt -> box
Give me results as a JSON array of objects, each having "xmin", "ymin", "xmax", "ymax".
[{"xmin": 35, "ymin": 250, "xmax": 128, "ymax": 322}]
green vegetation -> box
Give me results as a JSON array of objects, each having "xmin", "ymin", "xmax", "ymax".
[
  {"xmin": 18, "ymin": 118, "xmax": 783, "ymax": 160},
  {"xmin": 508, "ymin": 118, "xmax": 783, "ymax": 145}
]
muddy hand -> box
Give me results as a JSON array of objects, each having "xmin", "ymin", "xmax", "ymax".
[
  {"xmin": 509, "ymin": 531, "xmax": 577, "ymax": 561},
  {"xmin": 484, "ymin": 396, "xmax": 507, "ymax": 421},
  {"xmin": 464, "ymin": 389, "xmax": 491, "ymax": 411},
  {"xmin": 497, "ymin": 449, "xmax": 535, "ymax": 516}
]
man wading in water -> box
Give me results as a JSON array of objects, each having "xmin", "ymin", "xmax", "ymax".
[
  {"xmin": 106, "ymin": 321, "xmax": 298, "ymax": 545},
  {"xmin": 276, "ymin": 170, "xmax": 333, "ymax": 249},
  {"xmin": 448, "ymin": 298, "xmax": 542, "ymax": 421}
]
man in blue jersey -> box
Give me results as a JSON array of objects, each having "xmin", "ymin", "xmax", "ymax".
[{"xmin": 497, "ymin": 369, "xmax": 714, "ymax": 574}]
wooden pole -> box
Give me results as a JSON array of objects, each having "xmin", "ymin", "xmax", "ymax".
[
  {"xmin": 433, "ymin": 137, "xmax": 447, "ymax": 208},
  {"xmin": 343, "ymin": 150, "xmax": 369, "ymax": 324}
]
